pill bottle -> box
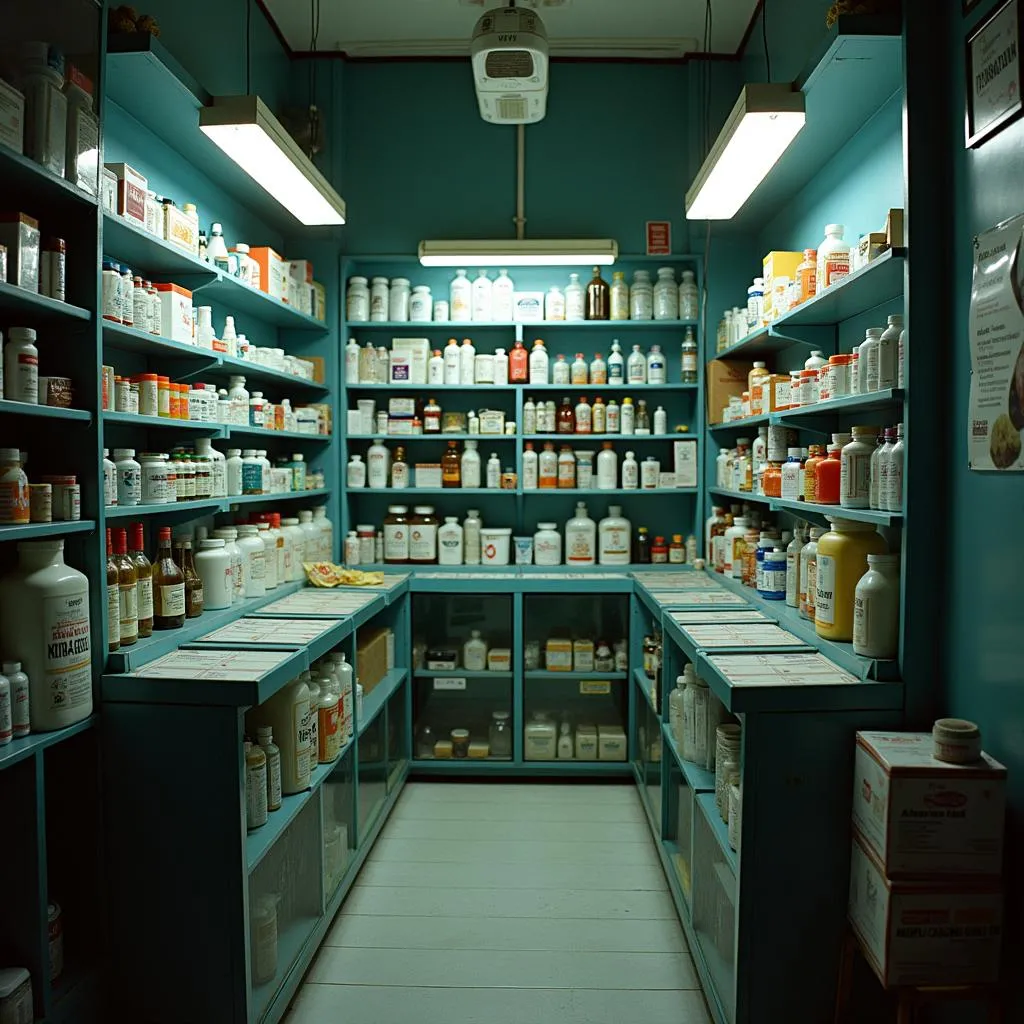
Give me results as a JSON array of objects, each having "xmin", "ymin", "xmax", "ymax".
[{"xmin": 814, "ymin": 518, "xmax": 888, "ymax": 641}]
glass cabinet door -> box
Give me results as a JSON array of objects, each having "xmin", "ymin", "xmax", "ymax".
[
  {"xmin": 411, "ymin": 594, "xmax": 514, "ymax": 761},
  {"xmin": 522, "ymin": 593, "xmax": 629, "ymax": 763}
]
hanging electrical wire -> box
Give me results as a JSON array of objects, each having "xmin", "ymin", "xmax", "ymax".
[
  {"xmin": 762, "ymin": 0, "xmax": 771, "ymax": 83},
  {"xmin": 307, "ymin": 0, "xmax": 322, "ymax": 159},
  {"xmin": 701, "ymin": 0, "xmax": 713, "ymax": 352}
]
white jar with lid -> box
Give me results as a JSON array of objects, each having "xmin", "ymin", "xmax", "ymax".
[
  {"xmin": 139, "ymin": 453, "xmax": 169, "ymax": 504},
  {"xmin": 653, "ymin": 267, "xmax": 679, "ymax": 320},
  {"xmin": 630, "ymin": 270, "xmax": 653, "ymax": 320},
  {"xmin": 852, "ymin": 553, "xmax": 901, "ymax": 659},
  {"xmin": 236, "ymin": 524, "xmax": 267, "ymax": 598},
  {"xmin": 346, "ymin": 276, "xmax": 369, "ymax": 321},
  {"xmin": 409, "ymin": 285, "xmax": 432, "ymax": 322},
  {"xmin": 388, "ymin": 277, "xmax": 410, "ymax": 321},
  {"xmin": 369, "ymin": 276, "xmax": 389, "ymax": 321},
  {"xmin": 195, "ymin": 538, "xmax": 232, "ymax": 610},
  {"xmin": 816, "ymin": 224, "xmax": 850, "ymax": 291},
  {"xmin": 450, "ymin": 269, "xmax": 472, "ymax": 322},
  {"xmin": 113, "ymin": 449, "xmax": 141, "ymax": 506},
  {"xmin": 533, "ymin": 522, "xmax": 562, "ymax": 565},
  {"xmin": 840, "ymin": 426, "xmax": 877, "ymax": 509},
  {"xmin": 4, "ymin": 328, "xmax": 39, "ymax": 404}
]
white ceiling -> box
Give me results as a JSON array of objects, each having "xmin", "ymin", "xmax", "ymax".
[{"xmin": 263, "ymin": 0, "xmax": 760, "ymax": 60}]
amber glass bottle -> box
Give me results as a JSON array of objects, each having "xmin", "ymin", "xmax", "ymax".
[
  {"xmin": 441, "ymin": 441, "xmax": 461, "ymax": 488},
  {"xmin": 129, "ymin": 522, "xmax": 153, "ymax": 638},
  {"xmin": 152, "ymin": 526, "xmax": 186, "ymax": 630},
  {"xmin": 556, "ymin": 397, "xmax": 575, "ymax": 433},
  {"xmin": 106, "ymin": 528, "xmax": 120, "ymax": 652},
  {"xmin": 180, "ymin": 539, "xmax": 205, "ymax": 618},
  {"xmin": 585, "ymin": 266, "xmax": 610, "ymax": 320},
  {"xmin": 112, "ymin": 527, "xmax": 138, "ymax": 645}
]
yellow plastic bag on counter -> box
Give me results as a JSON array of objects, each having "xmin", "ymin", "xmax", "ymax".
[{"xmin": 303, "ymin": 562, "xmax": 385, "ymax": 588}]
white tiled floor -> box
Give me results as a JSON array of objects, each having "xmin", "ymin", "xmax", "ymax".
[{"xmin": 285, "ymin": 781, "xmax": 711, "ymax": 1024}]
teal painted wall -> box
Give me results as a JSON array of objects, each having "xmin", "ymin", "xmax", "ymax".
[{"xmin": 942, "ymin": 0, "xmax": 1024, "ymax": 1000}]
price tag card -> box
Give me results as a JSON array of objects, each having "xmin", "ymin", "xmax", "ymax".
[
  {"xmin": 682, "ymin": 623, "xmax": 809, "ymax": 650},
  {"xmin": 256, "ymin": 590, "xmax": 376, "ymax": 617},
  {"xmin": 669, "ymin": 610, "xmax": 772, "ymax": 625},
  {"xmin": 661, "ymin": 591, "xmax": 749, "ymax": 607},
  {"xmin": 131, "ymin": 648, "xmax": 294, "ymax": 681},
  {"xmin": 414, "ymin": 572, "xmax": 519, "ymax": 580},
  {"xmin": 579, "ymin": 679, "xmax": 612, "ymax": 695},
  {"xmin": 708, "ymin": 652, "xmax": 860, "ymax": 689},
  {"xmin": 633, "ymin": 572, "xmax": 718, "ymax": 589},
  {"xmin": 526, "ymin": 573, "xmax": 630, "ymax": 581},
  {"xmin": 433, "ymin": 677, "xmax": 467, "ymax": 690},
  {"xmin": 196, "ymin": 617, "xmax": 338, "ymax": 647}
]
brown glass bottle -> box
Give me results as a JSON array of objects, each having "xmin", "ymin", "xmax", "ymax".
[
  {"xmin": 129, "ymin": 522, "xmax": 153, "ymax": 638},
  {"xmin": 441, "ymin": 441, "xmax": 461, "ymax": 487},
  {"xmin": 152, "ymin": 526, "xmax": 186, "ymax": 630},
  {"xmin": 106, "ymin": 528, "xmax": 120, "ymax": 652},
  {"xmin": 180, "ymin": 539, "xmax": 204, "ymax": 618},
  {"xmin": 556, "ymin": 397, "xmax": 575, "ymax": 434},
  {"xmin": 112, "ymin": 527, "xmax": 138, "ymax": 645},
  {"xmin": 423, "ymin": 398, "xmax": 442, "ymax": 433},
  {"xmin": 585, "ymin": 266, "xmax": 610, "ymax": 321},
  {"xmin": 634, "ymin": 526, "xmax": 652, "ymax": 564}
]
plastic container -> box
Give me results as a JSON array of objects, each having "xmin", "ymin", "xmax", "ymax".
[
  {"xmin": 479, "ymin": 527, "xmax": 511, "ymax": 565},
  {"xmin": 852, "ymin": 553, "xmax": 901, "ymax": 659},
  {"xmin": 0, "ymin": 540, "xmax": 92, "ymax": 731},
  {"xmin": 195, "ymin": 538, "xmax": 232, "ymax": 610},
  {"xmin": 840, "ymin": 426, "xmax": 878, "ymax": 509},
  {"xmin": 814, "ymin": 518, "xmax": 888, "ymax": 641},
  {"xmin": 931, "ymin": 718, "xmax": 982, "ymax": 764},
  {"xmin": 816, "ymin": 223, "xmax": 850, "ymax": 291},
  {"xmin": 524, "ymin": 713, "xmax": 557, "ymax": 760},
  {"xmin": 533, "ymin": 522, "xmax": 562, "ymax": 565},
  {"xmin": 253, "ymin": 675, "xmax": 311, "ymax": 794},
  {"xmin": 565, "ymin": 502, "xmax": 596, "ymax": 566}
]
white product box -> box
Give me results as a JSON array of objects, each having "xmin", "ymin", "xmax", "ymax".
[
  {"xmin": 414, "ymin": 464, "xmax": 442, "ymax": 488},
  {"xmin": 105, "ymin": 162, "xmax": 147, "ymax": 225},
  {"xmin": 513, "ymin": 291, "xmax": 545, "ymax": 322},
  {"xmin": 100, "ymin": 166, "xmax": 117, "ymax": 213},
  {"xmin": 0, "ymin": 213, "xmax": 40, "ymax": 291},
  {"xmin": 311, "ymin": 280, "xmax": 326, "ymax": 322},
  {"xmin": 848, "ymin": 830, "xmax": 1002, "ymax": 988},
  {"xmin": 153, "ymin": 282, "xmax": 195, "ymax": 343},
  {"xmin": 386, "ymin": 419, "xmax": 415, "ymax": 436},
  {"xmin": 478, "ymin": 409, "xmax": 505, "ymax": 435},
  {"xmin": 0, "ymin": 77, "xmax": 25, "ymax": 153},
  {"xmin": 388, "ymin": 397, "xmax": 416, "ymax": 418},
  {"xmin": 346, "ymin": 409, "xmax": 362, "ymax": 434},
  {"xmin": 852, "ymin": 731, "xmax": 1006, "ymax": 878},
  {"xmin": 598, "ymin": 725, "xmax": 627, "ymax": 761},
  {"xmin": 64, "ymin": 65, "xmax": 99, "ymax": 195},
  {"xmin": 390, "ymin": 338, "xmax": 430, "ymax": 384},
  {"xmin": 674, "ymin": 438, "xmax": 698, "ymax": 488},
  {"xmin": 24, "ymin": 75, "xmax": 66, "ymax": 176},
  {"xmin": 545, "ymin": 638, "xmax": 573, "ymax": 671},
  {"xmin": 658, "ymin": 472, "xmax": 677, "ymax": 489},
  {"xmin": 573, "ymin": 640, "xmax": 595, "ymax": 672},
  {"xmin": 576, "ymin": 724, "xmax": 598, "ymax": 760},
  {"xmin": 288, "ymin": 258, "xmax": 313, "ymax": 313},
  {"xmin": 389, "ymin": 351, "xmax": 413, "ymax": 384}
]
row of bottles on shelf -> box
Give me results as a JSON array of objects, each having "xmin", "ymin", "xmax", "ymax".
[
  {"xmin": 414, "ymin": 633, "xmax": 628, "ymax": 674},
  {"xmin": 104, "ymin": 445, "xmax": 325, "ymax": 507},
  {"xmin": 103, "ymin": 511, "xmax": 334, "ymax": 650},
  {"xmin": 345, "ymin": 504, "xmax": 697, "ymax": 567},
  {"xmin": 346, "ymin": 335, "xmax": 699, "ymax": 387},
  {"xmin": 103, "ymin": 366, "xmax": 328, "ymax": 434},
  {"xmin": 347, "ymin": 266, "xmax": 699, "ymax": 324},
  {"xmin": 0, "ymin": 325, "xmax": 79, "ymax": 409},
  {"xmin": 707, "ymin": 505, "xmax": 900, "ymax": 657},
  {"xmin": 719, "ymin": 424, "xmax": 904, "ymax": 511},
  {"xmin": 244, "ymin": 653, "xmax": 357, "ymax": 830},
  {"xmin": 0, "ymin": 448, "xmax": 83, "ymax": 525}
]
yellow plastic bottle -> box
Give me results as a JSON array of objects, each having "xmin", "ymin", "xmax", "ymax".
[{"xmin": 814, "ymin": 518, "xmax": 888, "ymax": 641}]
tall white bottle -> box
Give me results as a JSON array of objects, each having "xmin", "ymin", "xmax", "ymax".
[
  {"xmin": 565, "ymin": 273, "xmax": 585, "ymax": 321},
  {"xmin": 472, "ymin": 269, "xmax": 493, "ymax": 321},
  {"xmin": 607, "ymin": 340, "xmax": 625, "ymax": 385},
  {"xmin": 450, "ymin": 269, "xmax": 472, "ymax": 322},
  {"xmin": 344, "ymin": 337, "xmax": 360, "ymax": 383},
  {"xmin": 428, "ymin": 349, "xmax": 444, "ymax": 385},
  {"xmin": 529, "ymin": 340, "xmax": 549, "ymax": 384},
  {"xmin": 461, "ymin": 440, "xmax": 482, "ymax": 488},
  {"xmin": 459, "ymin": 337, "xmax": 476, "ymax": 385},
  {"xmin": 443, "ymin": 338, "xmax": 461, "ymax": 385},
  {"xmin": 492, "ymin": 269, "xmax": 515, "ymax": 321},
  {"xmin": 598, "ymin": 505, "xmax": 631, "ymax": 565},
  {"xmin": 463, "ymin": 509, "xmax": 482, "ymax": 565},
  {"xmin": 438, "ymin": 517, "xmax": 464, "ymax": 565},
  {"xmin": 565, "ymin": 502, "xmax": 596, "ymax": 566},
  {"xmin": 522, "ymin": 443, "xmax": 538, "ymax": 489}
]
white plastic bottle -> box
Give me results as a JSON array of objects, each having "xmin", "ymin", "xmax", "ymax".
[
  {"xmin": 236, "ymin": 525, "xmax": 267, "ymax": 598},
  {"xmin": 461, "ymin": 439, "xmax": 482, "ymax": 488},
  {"xmin": 463, "ymin": 509, "xmax": 482, "ymax": 565},
  {"xmin": 344, "ymin": 338, "xmax": 360, "ymax": 383},
  {"xmin": 443, "ymin": 337, "xmax": 461, "ymax": 384},
  {"xmin": 4, "ymin": 328, "xmax": 39, "ymax": 403},
  {"xmin": 0, "ymin": 673, "xmax": 10, "ymax": 745},
  {"xmin": 620, "ymin": 398, "xmax": 635, "ymax": 435},
  {"xmin": 0, "ymin": 540, "xmax": 92, "ymax": 731},
  {"xmin": 450, "ymin": 269, "xmax": 472, "ymax": 322},
  {"xmin": 493, "ymin": 348, "xmax": 509, "ymax": 385},
  {"xmin": 621, "ymin": 451, "xmax": 639, "ymax": 490},
  {"xmin": 627, "ymin": 344, "xmax": 647, "ymax": 384},
  {"xmin": 437, "ymin": 517, "xmax": 464, "ymax": 565},
  {"xmin": 565, "ymin": 502, "xmax": 596, "ymax": 565},
  {"xmin": 367, "ymin": 441, "xmax": 391, "ymax": 489},
  {"xmin": 607, "ymin": 340, "xmax": 625, "ymax": 385},
  {"xmin": 545, "ymin": 287, "xmax": 566, "ymax": 321},
  {"xmin": 596, "ymin": 444, "xmax": 618, "ymax": 489},
  {"xmin": 816, "ymin": 224, "xmax": 850, "ymax": 291},
  {"xmin": 522, "ymin": 443, "xmax": 538, "ymax": 489},
  {"xmin": 876, "ymin": 314, "xmax": 903, "ymax": 390},
  {"xmin": 557, "ymin": 722, "xmax": 574, "ymax": 759},
  {"xmin": 472, "ymin": 269, "xmax": 492, "ymax": 321},
  {"xmin": 853, "ymin": 554, "xmax": 902, "ymax": 659},
  {"xmin": 486, "ymin": 452, "xmax": 501, "ymax": 489},
  {"xmin": 785, "ymin": 527, "xmax": 805, "ymax": 608},
  {"xmin": 565, "ymin": 273, "xmax": 585, "ymax": 321},
  {"xmin": 722, "ymin": 516, "xmax": 749, "ymax": 580},
  {"xmin": 884, "ymin": 423, "xmax": 904, "ymax": 512},
  {"xmin": 463, "ymin": 630, "xmax": 488, "ymax": 670},
  {"xmin": 428, "ymin": 349, "xmax": 444, "ymax": 385},
  {"xmin": 529, "ymin": 339, "xmax": 549, "ymax": 384},
  {"xmin": 257, "ymin": 675, "xmax": 311, "ymax": 795},
  {"xmin": 459, "ymin": 337, "xmax": 476, "ymax": 385},
  {"xmin": 647, "ymin": 345, "xmax": 666, "ymax": 384},
  {"xmin": 598, "ymin": 505, "xmax": 631, "ymax": 565},
  {"xmin": 523, "ymin": 398, "xmax": 537, "ymax": 435},
  {"xmin": 347, "ymin": 454, "xmax": 366, "ymax": 488},
  {"xmin": 492, "ymin": 269, "xmax": 514, "ymax": 320},
  {"xmin": 2, "ymin": 662, "xmax": 29, "ymax": 738},
  {"xmin": 533, "ymin": 522, "xmax": 562, "ymax": 565},
  {"xmin": 653, "ymin": 406, "xmax": 667, "ymax": 435},
  {"xmin": 257, "ymin": 726, "xmax": 282, "ymax": 812}
]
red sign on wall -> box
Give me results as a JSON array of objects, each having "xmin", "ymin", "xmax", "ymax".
[{"xmin": 646, "ymin": 221, "xmax": 672, "ymax": 255}]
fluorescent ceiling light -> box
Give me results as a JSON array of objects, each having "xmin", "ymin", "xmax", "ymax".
[
  {"xmin": 685, "ymin": 84, "xmax": 805, "ymax": 220},
  {"xmin": 418, "ymin": 239, "xmax": 618, "ymax": 267},
  {"xmin": 199, "ymin": 95, "xmax": 346, "ymax": 226}
]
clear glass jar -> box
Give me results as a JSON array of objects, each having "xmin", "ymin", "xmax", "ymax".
[
  {"xmin": 653, "ymin": 267, "xmax": 679, "ymax": 320},
  {"xmin": 388, "ymin": 277, "xmax": 410, "ymax": 321},
  {"xmin": 629, "ymin": 270, "xmax": 653, "ymax": 320},
  {"xmin": 678, "ymin": 270, "xmax": 699, "ymax": 321},
  {"xmin": 489, "ymin": 711, "xmax": 512, "ymax": 759},
  {"xmin": 852, "ymin": 553, "xmax": 901, "ymax": 659},
  {"xmin": 346, "ymin": 276, "xmax": 369, "ymax": 321}
]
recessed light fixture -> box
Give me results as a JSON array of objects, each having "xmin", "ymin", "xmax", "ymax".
[{"xmin": 418, "ymin": 238, "xmax": 618, "ymax": 267}]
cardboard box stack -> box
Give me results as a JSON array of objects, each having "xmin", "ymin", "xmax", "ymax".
[{"xmin": 847, "ymin": 731, "xmax": 1006, "ymax": 988}]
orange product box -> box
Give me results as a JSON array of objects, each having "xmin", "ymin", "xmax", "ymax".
[
  {"xmin": 762, "ymin": 250, "xmax": 803, "ymax": 322},
  {"xmin": 249, "ymin": 246, "xmax": 288, "ymax": 302}
]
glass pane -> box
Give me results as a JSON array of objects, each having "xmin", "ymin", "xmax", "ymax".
[
  {"xmin": 663, "ymin": 756, "xmax": 695, "ymax": 909},
  {"xmin": 522, "ymin": 593, "xmax": 629, "ymax": 763},
  {"xmin": 411, "ymin": 593, "xmax": 513, "ymax": 760},
  {"xmin": 357, "ymin": 713, "xmax": 388, "ymax": 840},
  {"xmin": 321, "ymin": 747, "xmax": 355, "ymax": 901},
  {"xmin": 639, "ymin": 699, "xmax": 663, "ymax": 829},
  {"xmin": 249, "ymin": 797, "xmax": 321, "ymax": 1019},
  {"xmin": 386, "ymin": 681, "xmax": 408, "ymax": 788}
]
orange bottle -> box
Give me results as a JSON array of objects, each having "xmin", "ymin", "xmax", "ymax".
[
  {"xmin": 803, "ymin": 444, "xmax": 826, "ymax": 502},
  {"xmin": 509, "ymin": 340, "xmax": 528, "ymax": 383},
  {"xmin": 815, "ymin": 445, "xmax": 842, "ymax": 504},
  {"xmin": 763, "ymin": 462, "xmax": 783, "ymax": 498}
]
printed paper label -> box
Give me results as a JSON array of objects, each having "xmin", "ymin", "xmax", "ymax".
[
  {"xmin": 815, "ymin": 554, "xmax": 836, "ymax": 626},
  {"xmin": 43, "ymin": 592, "xmax": 92, "ymax": 713},
  {"xmin": 159, "ymin": 583, "xmax": 186, "ymax": 618}
]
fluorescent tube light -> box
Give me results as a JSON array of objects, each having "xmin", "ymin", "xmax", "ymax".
[
  {"xmin": 199, "ymin": 95, "xmax": 346, "ymax": 226},
  {"xmin": 418, "ymin": 239, "xmax": 618, "ymax": 267},
  {"xmin": 685, "ymin": 84, "xmax": 805, "ymax": 220}
]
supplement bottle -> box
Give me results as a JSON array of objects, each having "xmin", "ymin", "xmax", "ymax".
[
  {"xmin": 565, "ymin": 273, "xmax": 585, "ymax": 320},
  {"xmin": 596, "ymin": 443, "xmax": 618, "ymax": 489},
  {"xmin": 529, "ymin": 339, "xmax": 549, "ymax": 384},
  {"xmin": 256, "ymin": 675, "xmax": 312, "ymax": 795},
  {"xmin": 870, "ymin": 429, "xmax": 893, "ymax": 510},
  {"xmin": 815, "ymin": 443, "xmax": 843, "ymax": 504},
  {"xmin": 723, "ymin": 516, "xmax": 749, "ymax": 579},
  {"xmin": 798, "ymin": 527, "xmax": 823, "ymax": 620},
  {"xmin": 3, "ymin": 662, "xmax": 30, "ymax": 738},
  {"xmin": 257, "ymin": 726, "xmax": 282, "ymax": 812},
  {"xmin": 437, "ymin": 516, "xmax": 464, "ymax": 565},
  {"xmin": 409, "ymin": 506, "xmax": 439, "ymax": 564},
  {"xmin": 840, "ymin": 426, "xmax": 877, "ymax": 509},
  {"xmin": 852, "ymin": 554, "xmax": 902, "ymax": 659},
  {"xmin": 565, "ymin": 502, "xmax": 596, "ymax": 565},
  {"xmin": 382, "ymin": 505, "xmax": 410, "ymax": 564},
  {"xmin": 4, "ymin": 328, "xmax": 39, "ymax": 404},
  {"xmin": 533, "ymin": 522, "xmax": 562, "ymax": 566},
  {"xmin": 449, "ymin": 269, "xmax": 472, "ymax": 321},
  {"xmin": 876, "ymin": 314, "xmax": 903, "ymax": 391},
  {"xmin": 884, "ymin": 423, "xmax": 904, "ymax": 512},
  {"xmin": 607, "ymin": 340, "xmax": 625, "ymax": 384},
  {"xmin": 463, "ymin": 509, "xmax": 482, "ymax": 565},
  {"xmin": 245, "ymin": 740, "xmax": 268, "ymax": 830},
  {"xmin": 610, "ymin": 271, "xmax": 629, "ymax": 320},
  {"xmin": 195, "ymin": 538, "xmax": 232, "ymax": 610},
  {"xmin": 0, "ymin": 448, "xmax": 30, "ymax": 524},
  {"xmin": 814, "ymin": 518, "xmax": 888, "ymax": 641},
  {"xmin": 786, "ymin": 526, "xmax": 805, "ymax": 607},
  {"xmin": 653, "ymin": 267, "xmax": 679, "ymax": 320},
  {"xmin": 0, "ymin": 540, "xmax": 92, "ymax": 731},
  {"xmin": 816, "ymin": 224, "xmax": 850, "ymax": 290},
  {"xmin": 598, "ymin": 505, "xmax": 631, "ymax": 565}
]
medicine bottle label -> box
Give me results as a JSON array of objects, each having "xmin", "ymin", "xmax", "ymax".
[
  {"xmin": 409, "ymin": 525, "xmax": 438, "ymax": 561},
  {"xmin": 137, "ymin": 577, "xmax": 153, "ymax": 620},
  {"xmin": 119, "ymin": 584, "xmax": 138, "ymax": 637},
  {"xmin": 294, "ymin": 701, "xmax": 313, "ymax": 782},
  {"xmin": 383, "ymin": 524, "xmax": 409, "ymax": 561},
  {"xmin": 107, "ymin": 584, "xmax": 120, "ymax": 647},
  {"xmin": 824, "ymin": 253, "xmax": 850, "ymax": 288},
  {"xmin": 43, "ymin": 593, "xmax": 92, "ymax": 713},
  {"xmin": 815, "ymin": 554, "xmax": 836, "ymax": 626},
  {"xmin": 159, "ymin": 583, "xmax": 186, "ymax": 618}
]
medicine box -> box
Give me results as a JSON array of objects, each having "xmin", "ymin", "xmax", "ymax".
[
  {"xmin": 288, "ymin": 259, "xmax": 314, "ymax": 314},
  {"xmin": 599, "ymin": 725, "xmax": 627, "ymax": 761},
  {"xmin": 0, "ymin": 78, "xmax": 25, "ymax": 153},
  {"xmin": 64, "ymin": 65, "xmax": 99, "ymax": 195},
  {"xmin": 487, "ymin": 648, "xmax": 512, "ymax": 671},
  {"xmin": 100, "ymin": 166, "xmax": 117, "ymax": 213},
  {"xmin": 848, "ymin": 829, "xmax": 1002, "ymax": 988},
  {"xmin": 414, "ymin": 464, "xmax": 442, "ymax": 488},
  {"xmin": 706, "ymin": 360, "xmax": 753, "ymax": 424},
  {"xmin": 391, "ymin": 338, "xmax": 430, "ymax": 384},
  {"xmin": 573, "ymin": 640, "xmax": 595, "ymax": 672},
  {"xmin": 478, "ymin": 410, "xmax": 505, "ymax": 435},
  {"xmin": 545, "ymin": 638, "xmax": 573, "ymax": 671},
  {"xmin": 388, "ymin": 397, "xmax": 417, "ymax": 418},
  {"xmin": 576, "ymin": 725, "xmax": 598, "ymax": 760},
  {"xmin": 760, "ymin": 374, "xmax": 793, "ymax": 413},
  {"xmin": 164, "ymin": 203, "xmax": 199, "ymax": 256},
  {"xmin": 356, "ymin": 626, "xmax": 391, "ymax": 691},
  {"xmin": 389, "ymin": 351, "xmax": 413, "ymax": 384},
  {"xmin": 0, "ymin": 212, "xmax": 40, "ymax": 292},
  {"xmin": 852, "ymin": 731, "xmax": 1006, "ymax": 878},
  {"xmin": 24, "ymin": 74, "xmax": 66, "ymax": 176},
  {"xmin": 513, "ymin": 291, "xmax": 545, "ymax": 322},
  {"xmin": 762, "ymin": 250, "xmax": 803, "ymax": 322},
  {"xmin": 311, "ymin": 280, "xmax": 327, "ymax": 322},
  {"xmin": 673, "ymin": 438, "xmax": 698, "ymax": 488},
  {"xmin": 153, "ymin": 283, "xmax": 195, "ymax": 344},
  {"xmin": 387, "ymin": 419, "xmax": 415, "ymax": 435},
  {"xmin": 250, "ymin": 246, "xmax": 288, "ymax": 302},
  {"xmin": 426, "ymin": 649, "xmax": 458, "ymax": 670},
  {"xmin": 105, "ymin": 162, "xmax": 147, "ymax": 225}
]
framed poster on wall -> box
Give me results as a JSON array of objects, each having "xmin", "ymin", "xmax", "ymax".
[{"xmin": 966, "ymin": 0, "xmax": 1022, "ymax": 147}]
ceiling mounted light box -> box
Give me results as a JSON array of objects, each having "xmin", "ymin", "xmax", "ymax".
[
  {"xmin": 418, "ymin": 239, "xmax": 619, "ymax": 267},
  {"xmin": 685, "ymin": 83, "xmax": 806, "ymax": 220},
  {"xmin": 199, "ymin": 95, "xmax": 346, "ymax": 226}
]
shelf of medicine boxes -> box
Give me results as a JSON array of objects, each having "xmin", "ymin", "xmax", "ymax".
[
  {"xmin": 710, "ymin": 249, "xmax": 907, "ymax": 363},
  {"xmin": 0, "ymin": 400, "xmax": 92, "ymax": 423},
  {"xmin": 0, "ymin": 281, "xmax": 92, "ymax": 322},
  {"xmin": 102, "ymin": 213, "xmax": 329, "ymax": 333}
]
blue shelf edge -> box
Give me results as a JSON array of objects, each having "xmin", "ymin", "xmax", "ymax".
[
  {"xmin": 0, "ymin": 520, "xmax": 96, "ymax": 542},
  {"xmin": 696, "ymin": 791, "xmax": 739, "ymax": 876},
  {"xmin": 632, "ymin": 667, "xmax": 658, "ymax": 714},
  {"xmin": 0, "ymin": 400, "xmax": 91, "ymax": 423},
  {"xmin": 662, "ymin": 723, "xmax": 717, "ymax": 793},
  {"xmin": 0, "ymin": 715, "xmax": 96, "ymax": 772}
]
